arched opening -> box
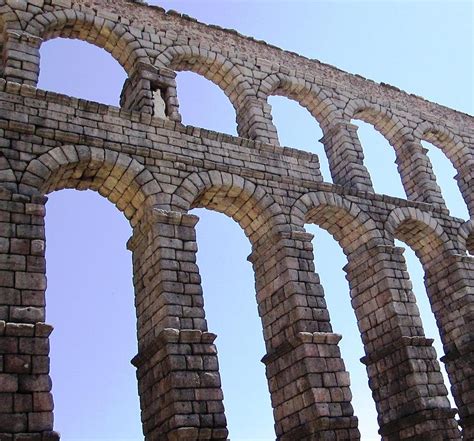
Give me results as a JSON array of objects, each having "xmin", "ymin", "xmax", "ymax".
[
  {"xmin": 38, "ymin": 38, "xmax": 127, "ymax": 106},
  {"xmin": 175, "ymin": 71, "xmax": 238, "ymax": 135},
  {"xmin": 387, "ymin": 209, "xmax": 467, "ymax": 431},
  {"xmin": 19, "ymin": 145, "xmax": 162, "ymax": 437},
  {"xmin": 268, "ymin": 96, "xmax": 331, "ymax": 182},
  {"xmin": 394, "ymin": 239, "xmax": 456, "ymax": 407},
  {"xmin": 293, "ymin": 193, "xmax": 386, "ymax": 437},
  {"xmin": 306, "ymin": 223, "xmax": 378, "ymax": 439},
  {"xmin": 172, "ymin": 171, "xmax": 286, "ymax": 439},
  {"xmin": 421, "ymin": 140, "xmax": 469, "ymax": 219},
  {"xmin": 352, "ymin": 118, "xmax": 406, "ymax": 198},
  {"xmin": 45, "ymin": 189, "xmax": 142, "ymax": 439},
  {"xmin": 192, "ymin": 207, "xmax": 274, "ymax": 440}
]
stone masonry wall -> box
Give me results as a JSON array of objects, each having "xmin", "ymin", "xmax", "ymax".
[{"xmin": 0, "ymin": 1, "xmax": 472, "ymax": 440}]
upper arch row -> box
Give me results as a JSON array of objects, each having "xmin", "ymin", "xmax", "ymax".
[{"xmin": 0, "ymin": 0, "xmax": 472, "ymax": 216}]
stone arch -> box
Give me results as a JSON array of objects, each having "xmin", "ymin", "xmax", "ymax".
[
  {"xmin": 343, "ymin": 99, "xmax": 410, "ymax": 146},
  {"xmin": 414, "ymin": 122, "xmax": 470, "ymax": 174},
  {"xmin": 385, "ymin": 207, "xmax": 457, "ymax": 264},
  {"xmin": 291, "ymin": 190, "xmax": 384, "ymax": 254},
  {"xmin": 415, "ymin": 122, "xmax": 472, "ymax": 216},
  {"xmin": 386, "ymin": 206, "xmax": 474, "ymax": 429},
  {"xmin": 172, "ymin": 170, "xmax": 287, "ymax": 244},
  {"xmin": 459, "ymin": 219, "xmax": 474, "ymax": 255},
  {"xmin": 20, "ymin": 145, "xmax": 161, "ymax": 226},
  {"xmin": 259, "ymin": 75, "xmax": 376, "ymax": 189},
  {"xmin": 343, "ymin": 100, "xmax": 452, "ymax": 205},
  {"xmin": 258, "ymin": 72, "xmax": 341, "ymax": 131},
  {"xmin": 385, "ymin": 206, "xmax": 461, "ymax": 338},
  {"xmin": 155, "ymin": 45, "xmax": 255, "ymax": 112},
  {"xmin": 26, "ymin": 9, "xmax": 150, "ymax": 76}
]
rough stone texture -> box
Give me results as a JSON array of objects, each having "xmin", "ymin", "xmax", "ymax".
[{"xmin": 0, "ymin": 0, "xmax": 472, "ymax": 440}]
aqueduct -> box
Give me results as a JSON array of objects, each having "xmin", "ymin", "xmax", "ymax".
[{"xmin": 0, "ymin": 1, "xmax": 472, "ymax": 440}]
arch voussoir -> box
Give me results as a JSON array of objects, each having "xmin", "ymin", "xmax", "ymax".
[
  {"xmin": 291, "ymin": 190, "xmax": 383, "ymax": 254},
  {"xmin": 385, "ymin": 206, "xmax": 457, "ymax": 260},
  {"xmin": 20, "ymin": 145, "xmax": 160, "ymax": 226},
  {"xmin": 172, "ymin": 170, "xmax": 287, "ymax": 244}
]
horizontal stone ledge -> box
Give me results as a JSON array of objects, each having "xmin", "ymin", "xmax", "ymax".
[
  {"xmin": 130, "ymin": 61, "xmax": 177, "ymax": 81},
  {"xmin": 0, "ymin": 321, "xmax": 53, "ymax": 337},
  {"xmin": 360, "ymin": 336, "xmax": 435, "ymax": 365},
  {"xmin": 131, "ymin": 328, "xmax": 217, "ymax": 367},
  {"xmin": 261, "ymin": 331, "xmax": 343, "ymax": 365},
  {"xmin": 319, "ymin": 121, "xmax": 360, "ymax": 143},
  {"xmin": 146, "ymin": 208, "xmax": 199, "ymax": 228},
  {"xmin": 127, "ymin": 208, "xmax": 199, "ymax": 250},
  {"xmin": 5, "ymin": 29, "xmax": 43, "ymax": 46},
  {"xmin": 300, "ymin": 331, "xmax": 343, "ymax": 345}
]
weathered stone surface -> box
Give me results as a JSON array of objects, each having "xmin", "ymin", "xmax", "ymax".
[{"xmin": 0, "ymin": 0, "xmax": 472, "ymax": 440}]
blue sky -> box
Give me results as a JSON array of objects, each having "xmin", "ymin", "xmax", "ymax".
[{"xmin": 37, "ymin": 1, "xmax": 473, "ymax": 440}]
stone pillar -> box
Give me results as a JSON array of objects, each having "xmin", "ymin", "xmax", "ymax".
[
  {"xmin": 249, "ymin": 230, "xmax": 360, "ymax": 440},
  {"xmin": 127, "ymin": 208, "xmax": 228, "ymax": 441},
  {"xmin": 423, "ymin": 252, "xmax": 474, "ymax": 439},
  {"xmin": 320, "ymin": 122, "xmax": 374, "ymax": 192},
  {"xmin": 455, "ymin": 161, "xmax": 474, "ymax": 218},
  {"xmin": 2, "ymin": 30, "xmax": 42, "ymax": 87},
  {"xmin": 236, "ymin": 97, "xmax": 280, "ymax": 145},
  {"xmin": 120, "ymin": 64, "xmax": 181, "ymax": 122},
  {"xmin": 344, "ymin": 243, "xmax": 461, "ymax": 440},
  {"xmin": 395, "ymin": 140, "xmax": 447, "ymax": 206},
  {"xmin": 0, "ymin": 188, "xmax": 58, "ymax": 440}
]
